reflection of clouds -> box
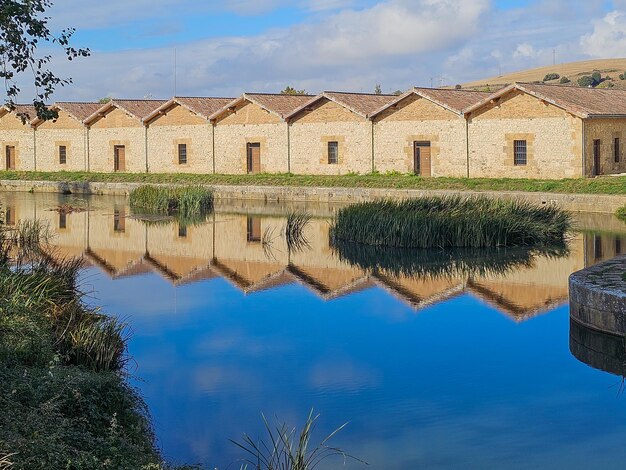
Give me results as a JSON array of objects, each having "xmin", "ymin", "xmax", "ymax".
[
  {"xmin": 195, "ymin": 329, "xmax": 291, "ymax": 357},
  {"xmin": 194, "ymin": 365, "xmax": 257, "ymax": 395},
  {"xmin": 309, "ymin": 359, "xmax": 379, "ymax": 392}
]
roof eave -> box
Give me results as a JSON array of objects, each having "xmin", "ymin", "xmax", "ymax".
[
  {"xmin": 208, "ymin": 96, "xmax": 245, "ymax": 121},
  {"xmin": 143, "ymin": 98, "xmax": 179, "ymax": 124}
]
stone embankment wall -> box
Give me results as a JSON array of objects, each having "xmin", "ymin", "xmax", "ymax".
[
  {"xmin": 1, "ymin": 179, "xmax": 625, "ymax": 214},
  {"xmin": 570, "ymin": 255, "xmax": 626, "ymax": 336}
]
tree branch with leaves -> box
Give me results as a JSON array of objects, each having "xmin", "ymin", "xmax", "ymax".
[{"xmin": 0, "ymin": 0, "xmax": 89, "ymax": 121}]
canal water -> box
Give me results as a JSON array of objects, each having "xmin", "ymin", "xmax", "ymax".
[{"xmin": 3, "ymin": 191, "xmax": 626, "ymax": 469}]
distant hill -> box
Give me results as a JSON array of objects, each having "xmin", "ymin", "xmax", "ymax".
[{"xmin": 460, "ymin": 58, "xmax": 626, "ymax": 91}]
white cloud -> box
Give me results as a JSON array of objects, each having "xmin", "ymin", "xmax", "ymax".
[
  {"xmin": 513, "ymin": 43, "xmax": 538, "ymax": 59},
  {"xmin": 580, "ymin": 10, "xmax": 626, "ymax": 57}
]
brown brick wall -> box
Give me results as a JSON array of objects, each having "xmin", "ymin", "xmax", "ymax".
[
  {"xmin": 0, "ymin": 113, "xmax": 35, "ymax": 171},
  {"xmin": 584, "ymin": 118, "xmax": 626, "ymax": 176}
]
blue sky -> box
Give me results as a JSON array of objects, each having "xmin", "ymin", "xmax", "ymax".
[{"xmin": 14, "ymin": 0, "xmax": 626, "ymax": 101}]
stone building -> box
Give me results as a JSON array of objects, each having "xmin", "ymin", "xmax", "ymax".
[
  {"xmin": 33, "ymin": 102, "xmax": 101, "ymax": 172},
  {"xmin": 210, "ymin": 93, "xmax": 312, "ymax": 174},
  {"xmin": 287, "ymin": 92, "xmax": 395, "ymax": 175},
  {"xmin": 371, "ymin": 88, "xmax": 489, "ymax": 177},
  {"xmin": 0, "ymin": 105, "xmax": 36, "ymax": 171},
  {"xmin": 144, "ymin": 97, "xmax": 233, "ymax": 174},
  {"xmin": 84, "ymin": 99, "xmax": 165, "ymax": 173},
  {"xmin": 465, "ymin": 83, "xmax": 626, "ymax": 179}
]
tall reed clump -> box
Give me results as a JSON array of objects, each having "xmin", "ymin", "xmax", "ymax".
[
  {"xmin": 330, "ymin": 196, "xmax": 572, "ymax": 249},
  {"xmin": 0, "ymin": 220, "xmax": 182, "ymax": 469},
  {"xmin": 232, "ymin": 409, "xmax": 364, "ymax": 470},
  {"xmin": 129, "ymin": 185, "xmax": 213, "ymax": 218}
]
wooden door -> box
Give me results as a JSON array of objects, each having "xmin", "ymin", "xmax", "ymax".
[
  {"xmin": 5, "ymin": 146, "xmax": 15, "ymax": 170},
  {"xmin": 593, "ymin": 139, "xmax": 601, "ymax": 176},
  {"xmin": 114, "ymin": 145, "xmax": 126, "ymax": 172},
  {"xmin": 247, "ymin": 143, "xmax": 261, "ymax": 174},
  {"xmin": 414, "ymin": 142, "xmax": 432, "ymax": 177}
]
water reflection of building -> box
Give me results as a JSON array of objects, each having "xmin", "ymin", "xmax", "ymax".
[{"xmin": 4, "ymin": 193, "xmax": 626, "ymax": 321}]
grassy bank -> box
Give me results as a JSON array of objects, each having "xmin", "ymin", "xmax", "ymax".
[
  {"xmin": 2, "ymin": 170, "xmax": 626, "ymax": 195},
  {"xmin": 0, "ymin": 222, "xmax": 184, "ymax": 469},
  {"xmin": 330, "ymin": 197, "xmax": 572, "ymax": 249},
  {"xmin": 129, "ymin": 185, "xmax": 213, "ymax": 217}
]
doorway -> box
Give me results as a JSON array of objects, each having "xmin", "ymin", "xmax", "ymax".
[
  {"xmin": 5, "ymin": 146, "xmax": 15, "ymax": 170},
  {"xmin": 114, "ymin": 145, "xmax": 126, "ymax": 172},
  {"xmin": 593, "ymin": 139, "xmax": 601, "ymax": 176},
  {"xmin": 247, "ymin": 143, "xmax": 261, "ymax": 174},
  {"xmin": 413, "ymin": 141, "xmax": 432, "ymax": 177}
]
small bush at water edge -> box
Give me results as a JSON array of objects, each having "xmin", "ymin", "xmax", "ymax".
[{"xmin": 129, "ymin": 185, "xmax": 213, "ymax": 217}]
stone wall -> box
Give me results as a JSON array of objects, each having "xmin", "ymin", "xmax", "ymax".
[
  {"xmin": 570, "ymin": 255, "xmax": 626, "ymax": 336},
  {"xmin": 289, "ymin": 99, "xmax": 373, "ymax": 175},
  {"xmin": 147, "ymin": 104, "xmax": 213, "ymax": 174},
  {"xmin": 467, "ymin": 90, "xmax": 583, "ymax": 179},
  {"xmin": 0, "ymin": 113, "xmax": 36, "ymax": 171},
  {"xmin": 35, "ymin": 110, "xmax": 88, "ymax": 172},
  {"xmin": 88, "ymin": 108, "xmax": 146, "ymax": 173},
  {"xmin": 373, "ymin": 94, "xmax": 467, "ymax": 176},
  {"xmin": 214, "ymin": 101, "xmax": 288, "ymax": 174},
  {"xmin": 584, "ymin": 118, "xmax": 626, "ymax": 176}
]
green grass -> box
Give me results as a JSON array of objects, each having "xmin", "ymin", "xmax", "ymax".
[
  {"xmin": 129, "ymin": 185, "xmax": 213, "ymax": 218},
  {"xmin": 4, "ymin": 170, "xmax": 626, "ymax": 195},
  {"xmin": 0, "ymin": 221, "xmax": 192, "ymax": 469},
  {"xmin": 330, "ymin": 197, "xmax": 572, "ymax": 249},
  {"xmin": 231, "ymin": 409, "xmax": 364, "ymax": 470}
]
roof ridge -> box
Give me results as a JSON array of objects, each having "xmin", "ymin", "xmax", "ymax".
[
  {"xmin": 414, "ymin": 87, "xmax": 491, "ymax": 93},
  {"xmin": 246, "ymin": 92, "xmax": 314, "ymax": 97},
  {"xmin": 175, "ymin": 96, "xmax": 235, "ymax": 99},
  {"xmin": 325, "ymin": 90, "xmax": 396, "ymax": 96}
]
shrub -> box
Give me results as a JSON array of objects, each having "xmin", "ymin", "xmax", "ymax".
[
  {"xmin": 543, "ymin": 73, "xmax": 560, "ymax": 82},
  {"xmin": 329, "ymin": 196, "xmax": 572, "ymax": 249},
  {"xmin": 129, "ymin": 185, "xmax": 213, "ymax": 218},
  {"xmin": 620, "ymin": 73, "xmax": 626, "ymax": 80},
  {"xmin": 592, "ymin": 71, "xmax": 602, "ymax": 83},
  {"xmin": 560, "ymin": 77, "xmax": 571, "ymax": 84},
  {"xmin": 578, "ymin": 75, "xmax": 596, "ymax": 87},
  {"xmin": 616, "ymin": 205, "xmax": 626, "ymax": 221}
]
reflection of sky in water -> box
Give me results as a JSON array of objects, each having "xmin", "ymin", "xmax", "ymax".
[
  {"xmin": 83, "ymin": 268, "xmax": 626, "ymax": 469},
  {"xmin": 6, "ymin": 191, "xmax": 626, "ymax": 468}
]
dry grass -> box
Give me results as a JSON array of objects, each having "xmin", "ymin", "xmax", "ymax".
[{"xmin": 461, "ymin": 58, "xmax": 626, "ymax": 90}]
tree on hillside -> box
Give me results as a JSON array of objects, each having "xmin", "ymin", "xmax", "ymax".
[
  {"xmin": 281, "ymin": 86, "xmax": 307, "ymax": 95},
  {"xmin": 0, "ymin": 0, "xmax": 89, "ymax": 121},
  {"xmin": 98, "ymin": 97, "xmax": 112, "ymax": 104},
  {"xmin": 374, "ymin": 84, "xmax": 382, "ymax": 95}
]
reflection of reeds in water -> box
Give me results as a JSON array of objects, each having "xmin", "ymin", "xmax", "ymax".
[
  {"xmin": 332, "ymin": 239, "xmax": 569, "ymax": 280},
  {"xmin": 285, "ymin": 211, "xmax": 312, "ymax": 253},
  {"xmin": 231, "ymin": 409, "xmax": 364, "ymax": 470},
  {"xmin": 330, "ymin": 197, "xmax": 572, "ymax": 249}
]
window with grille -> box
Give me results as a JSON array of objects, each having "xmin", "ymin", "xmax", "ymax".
[
  {"xmin": 59, "ymin": 145, "xmax": 67, "ymax": 165},
  {"xmin": 178, "ymin": 143, "xmax": 187, "ymax": 164},
  {"xmin": 513, "ymin": 140, "xmax": 527, "ymax": 166},
  {"xmin": 328, "ymin": 141, "xmax": 338, "ymax": 164},
  {"xmin": 615, "ymin": 138, "xmax": 621, "ymax": 163}
]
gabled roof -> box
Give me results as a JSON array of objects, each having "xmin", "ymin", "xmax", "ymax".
[
  {"xmin": 0, "ymin": 104, "xmax": 38, "ymax": 125},
  {"xmin": 464, "ymin": 82, "xmax": 626, "ymax": 118},
  {"xmin": 84, "ymin": 99, "xmax": 167, "ymax": 125},
  {"xmin": 144, "ymin": 96, "xmax": 234, "ymax": 124},
  {"xmin": 209, "ymin": 93, "xmax": 313, "ymax": 121},
  {"xmin": 370, "ymin": 87, "xmax": 491, "ymax": 118},
  {"xmin": 286, "ymin": 91, "xmax": 397, "ymax": 120},
  {"xmin": 32, "ymin": 102, "xmax": 102, "ymax": 127}
]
